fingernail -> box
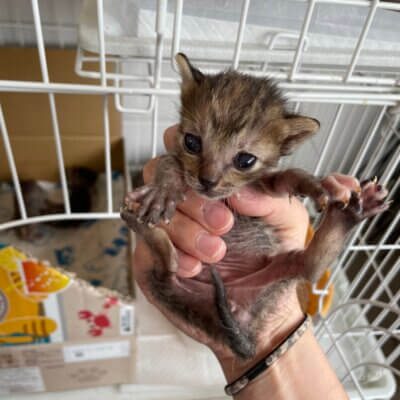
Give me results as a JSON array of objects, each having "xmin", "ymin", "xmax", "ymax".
[
  {"xmin": 177, "ymin": 257, "xmax": 202, "ymax": 278},
  {"xmin": 196, "ymin": 232, "xmax": 224, "ymax": 259},
  {"xmin": 203, "ymin": 202, "xmax": 231, "ymax": 230}
]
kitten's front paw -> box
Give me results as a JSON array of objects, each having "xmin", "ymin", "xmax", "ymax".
[{"xmin": 125, "ymin": 184, "xmax": 186, "ymax": 227}]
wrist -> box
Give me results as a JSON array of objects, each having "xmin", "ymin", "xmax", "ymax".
[
  {"xmin": 229, "ymin": 327, "xmax": 314, "ymax": 400},
  {"xmin": 216, "ymin": 284, "xmax": 304, "ymax": 383},
  {"xmin": 228, "ymin": 328, "xmax": 347, "ymax": 400}
]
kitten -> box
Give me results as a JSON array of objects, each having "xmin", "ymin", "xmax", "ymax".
[
  {"xmin": 121, "ymin": 53, "xmax": 389, "ymax": 360},
  {"xmin": 14, "ymin": 167, "xmax": 98, "ymax": 241}
]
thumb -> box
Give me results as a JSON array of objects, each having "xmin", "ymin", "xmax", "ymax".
[
  {"xmin": 228, "ymin": 186, "xmax": 290, "ymax": 219},
  {"xmin": 228, "ymin": 186, "xmax": 309, "ymax": 250}
]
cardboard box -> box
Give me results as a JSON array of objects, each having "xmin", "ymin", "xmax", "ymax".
[
  {"xmin": 0, "ymin": 48, "xmax": 122, "ymax": 181},
  {"xmin": 0, "ymin": 48, "xmax": 135, "ymax": 394},
  {"xmin": 0, "ymin": 246, "xmax": 135, "ymax": 394}
]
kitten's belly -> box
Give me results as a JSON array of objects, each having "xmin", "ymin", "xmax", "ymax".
[
  {"xmin": 180, "ymin": 215, "xmax": 282, "ymax": 290},
  {"xmin": 222, "ymin": 214, "xmax": 280, "ymax": 260},
  {"xmin": 192, "ymin": 215, "xmax": 281, "ymax": 283}
]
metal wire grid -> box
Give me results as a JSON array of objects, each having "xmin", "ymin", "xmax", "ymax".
[
  {"xmin": 0, "ymin": 0, "xmax": 399, "ymax": 398},
  {"xmin": 313, "ymin": 106, "xmax": 400, "ymax": 398},
  {"xmin": 0, "ymin": 0, "xmax": 80, "ymax": 47}
]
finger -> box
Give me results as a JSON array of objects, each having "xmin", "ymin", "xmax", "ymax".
[
  {"xmin": 133, "ymin": 236, "xmax": 201, "ymax": 282},
  {"xmin": 133, "ymin": 240, "xmax": 215, "ymax": 349},
  {"xmin": 229, "ymin": 186, "xmax": 292, "ymax": 218},
  {"xmin": 143, "ymin": 158, "xmax": 159, "ymax": 183},
  {"xmin": 229, "ymin": 186, "xmax": 309, "ymax": 250},
  {"xmin": 142, "ymin": 123, "xmax": 180, "ymax": 182},
  {"xmin": 142, "ymin": 164, "xmax": 232, "ymax": 234},
  {"xmin": 176, "ymin": 249, "xmax": 202, "ymax": 278},
  {"xmin": 132, "ymin": 239, "xmax": 155, "ymax": 286},
  {"xmin": 331, "ymin": 173, "xmax": 361, "ymax": 193},
  {"xmin": 164, "ymin": 124, "xmax": 179, "ymax": 152},
  {"xmin": 163, "ymin": 210, "xmax": 226, "ymax": 264},
  {"xmin": 142, "ymin": 161, "xmax": 232, "ymax": 236},
  {"xmin": 125, "ymin": 185, "xmax": 153, "ymax": 203},
  {"xmin": 177, "ymin": 191, "xmax": 233, "ymax": 235},
  {"xmin": 321, "ymin": 175, "xmax": 353, "ymax": 206}
]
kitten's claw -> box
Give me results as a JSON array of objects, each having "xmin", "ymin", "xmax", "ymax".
[
  {"xmin": 124, "ymin": 183, "xmax": 185, "ymax": 227},
  {"xmin": 136, "ymin": 190, "xmax": 157, "ymax": 221},
  {"xmin": 334, "ymin": 200, "xmax": 348, "ymax": 210},
  {"xmin": 317, "ymin": 193, "xmax": 329, "ymax": 212},
  {"xmin": 334, "ymin": 180, "xmax": 389, "ymax": 222},
  {"xmin": 322, "ymin": 174, "xmax": 360, "ymax": 210},
  {"xmin": 361, "ymin": 177, "xmax": 379, "ymax": 188},
  {"xmin": 162, "ymin": 199, "xmax": 178, "ymax": 223},
  {"xmin": 125, "ymin": 185, "xmax": 153, "ymax": 203},
  {"xmin": 348, "ymin": 191, "xmax": 362, "ymax": 214}
]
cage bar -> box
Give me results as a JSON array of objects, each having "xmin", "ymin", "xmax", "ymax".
[
  {"xmin": 362, "ymin": 113, "xmax": 399, "ymax": 179},
  {"xmin": 349, "ymin": 267, "xmax": 400, "ymax": 336},
  {"xmin": 0, "ymin": 213, "xmax": 121, "ymax": 231},
  {"xmin": 96, "ymin": 0, "xmax": 113, "ymax": 213},
  {"xmin": 337, "ymin": 106, "xmax": 370, "ymax": 173},
  {"xmin": 1, "ymin": 80, "xmax": 399, "ymax": 105},
  {"xmin": 232, "ymin": 0, "xmax": 250, "ymax": 69},
  {"xmin": 171, "ymin": 0, "xmax": 183, "ymax": 72},
  {"xmin": 313, "ymin": 104, "xmax": 344, "ymax": 176},
  {"xmin": 340, "ymin": 213, "xmax": 400, "ymax": 306},
  {"xmin": 349, "ymin": 106, "xmax": 387, "ymax": 176},
  {"xmin": 289, "ymin": 0, "xmax": 316, "ymax": 80},
  {"xmin": 0, "ymin": 105, "xmax": 27, "ymax": 220},
  {"xmin": 96, "ymin": 0, "xmax": 107, "ymax": 87},
  {"xmin": 31, "ymin": 0, "xmax": 71, "ymax": 214},
  {"xmin": 151, "ymin": 0, "xmax": 167, "ymax": 158},
  {"xmin": 344, "ymin": 0, "xmax": 379, "ymax": 82},
  {"xmin": 322, "ymin": 316, "xmax": 366, "ymax": 398},
  {"xmin": 315, "ymin": 0, "xmax": 400, "ymax": 10}
]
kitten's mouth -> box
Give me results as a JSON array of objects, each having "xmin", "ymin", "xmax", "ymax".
[
  {"xmin": 198, "ymin": 189, "xmax": 231, "ymax": 200},
  {"xmin": 184, "ymin": 171, "xmax": 234, "ymax": 200}
]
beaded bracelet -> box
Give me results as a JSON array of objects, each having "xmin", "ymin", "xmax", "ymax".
[{"xmin": 224, "ymin": 314, "xmax": 312, "ymax": 396}]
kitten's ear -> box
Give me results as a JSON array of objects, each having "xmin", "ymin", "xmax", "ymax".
[
  {"xmin": 175, "ymin": 53, "xmax": 204, "ymax": 88},
  {"xmin": 280, "ymin": 115, "xmax": 320, "ymax": 155}
]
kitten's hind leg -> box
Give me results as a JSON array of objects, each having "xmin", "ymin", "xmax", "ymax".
[
  {"xmin": 298, "ymin": 177, "xmax": 390, "ymax": 283},
  {"xmin": 244, "ymin": 176, "xmax": 389, "ymax": 293},
  {"xmin": 121, "ymin": 208, "xmax": 178, "ymax": 275},
  {"xmin": 122, "ymin": 208, "xmax": 251, "ymax": 359}
]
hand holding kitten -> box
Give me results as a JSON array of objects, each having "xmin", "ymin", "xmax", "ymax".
[
  {"xmin": 122, "ymin": 54, "xmax": 389, "ymax": 362},
  {"xmin": 130, "ymin": 125, "xmax": 308, "ymax": 366}
]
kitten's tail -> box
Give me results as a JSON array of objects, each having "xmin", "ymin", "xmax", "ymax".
[{"xmin": 210, "ymin": 266, "xmax": 256, "ymax": 360}]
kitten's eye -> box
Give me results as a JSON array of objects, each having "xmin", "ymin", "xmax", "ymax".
[
  {"xmin": 233, "ymin": 152, "xmax": 257, "ymax": 170},
  {"xmin": 184, "ymin": 133, "xmax": 202, "ymax": 154}
]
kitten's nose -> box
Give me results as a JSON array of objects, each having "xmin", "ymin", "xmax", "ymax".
[{"xmin": 199, "ymin": 177, "xmax": 218, "ymax": 191}]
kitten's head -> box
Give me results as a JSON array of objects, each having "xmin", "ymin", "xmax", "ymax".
[{"xmin": 175, "ymin": 53, "xmax": 320, "ymax": 199}]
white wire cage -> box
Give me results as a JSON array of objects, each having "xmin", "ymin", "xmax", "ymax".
[{"xmin": 0, "ymin": 0, "xmax": 399, "ymax": 399}]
